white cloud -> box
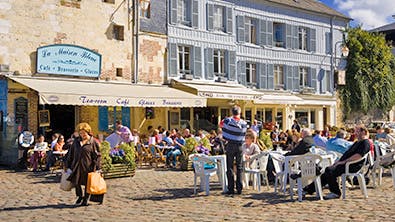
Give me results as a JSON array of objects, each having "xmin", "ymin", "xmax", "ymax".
[{"xmin": 333, "ymin": 0, "xmax": 395, "ymax": 30}]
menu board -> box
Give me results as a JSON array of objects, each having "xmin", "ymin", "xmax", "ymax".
[
  {"xmin": 14, "ymin": 97, "xmax": 28, "ymax": 129},
  {"xmin": 39, "ymin": 110, "xmax": 50, "ymax": 127}
]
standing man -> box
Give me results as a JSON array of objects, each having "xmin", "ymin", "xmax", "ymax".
[
  {"xmin": 115, "ymin": 120, "xmax": 133, "ymax": 144},
  {"xmin": 291, "ymin": 120, "xmax": 301, "ymax": 133},
  {"xmin": 222, "ymin": 105, "xmax": 248, "ymax": 195}
]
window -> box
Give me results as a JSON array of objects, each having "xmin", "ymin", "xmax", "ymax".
[
  {"xmin": 299, "ymin": 67, "xmax": 308, "ymax": 87},
  {"xmin": 113, "ymin": 25, "xmax": 124, "ymax": 41},
  {"xmin": 298, "ymin": 27, "xmax": 308, "ymax": 50},
  {"xmin": 177, "ymin": 0, "xmax": 191, "ymax": 26},
  {"xmin": 213, "ymin": 49, "xmax": 225, "ymax": 76},
  {"xmin": 103, "ymin": 0, "xmax": 115, "ymax": 3},
  {"xmin": 246, "ymin": 63, "xmax": 256, "ymax": 86},
  {"xmin": 108, "ymin": 107, "xmax": 122, "ymax": 131},
  {"xmin": 245, "ymin": 17, "xmax": 257, "ymax": 44},
  {"xmin": 140, "ymin": 3, "xmax": 151, "ymax": 18},
  {"xmin": 116, "ymin": 68, "xmax": 123, "ymax": 77},
  {"xmin": 213, "ymin": 6, "xmax": 225, "ymax": 31},
  {"xmin": 322, "ymin": 70, "xmax": 331, "ymax": 93},
  {"xmin": 274, "ymin": 65, "xmax": 284, "ymax": 88},
  {"xmin": 178, "ymin": 46, "xmax": 191, "ymax": 75},
  {"xmin": 273, "ymin": 23, "xmax": 285, "ymax": 47}
]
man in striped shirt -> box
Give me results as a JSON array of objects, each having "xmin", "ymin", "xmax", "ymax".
[{"xmin": 222, "ymin": 105, "xmax": 248, "ymax": 195}]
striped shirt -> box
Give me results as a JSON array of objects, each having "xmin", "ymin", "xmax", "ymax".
[{"xmin": 222, "ymin": 117, "xmax": 247, "ymax": 143}]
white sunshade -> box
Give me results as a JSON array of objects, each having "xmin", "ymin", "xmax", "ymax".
[{"xmin": 9, "ymin": 76, "xmax": 206, "ymax": 107}]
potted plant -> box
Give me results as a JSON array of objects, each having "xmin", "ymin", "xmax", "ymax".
[
  {"xmin": 179, "ymin": 136, "xmax": 211, "ymax": 171},
  {"xmin": 100, "ymin": 141, "xmax": 136, "ymax": 178}
]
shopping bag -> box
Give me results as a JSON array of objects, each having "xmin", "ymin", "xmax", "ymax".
[
  {"xmin": 60, "ymin": 169, "xmax": 73, "ymax": 191},
  {"xmin": 87, "ymin": 172, "xmax": 107, "ymax": 195}
]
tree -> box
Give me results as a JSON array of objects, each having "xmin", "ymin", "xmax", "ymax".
[{"xmin": 339, "ymin": 27, "xmax": 395, "ymax": 120}]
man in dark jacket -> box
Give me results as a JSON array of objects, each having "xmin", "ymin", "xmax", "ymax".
[
  {"xmin": 285, "ymin": 128, "xmax": 314, "ymax": 156},
  {"xmin": 304, "ymin": 125, "xmax": 371, "ymax": 199}
]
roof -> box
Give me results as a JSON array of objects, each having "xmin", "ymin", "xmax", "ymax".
[
  {"xmin": 370, "ymin": 22, "xmax": 395, "ymax": 32},
  {"xmin": 172, "ymin": 80, "xmax": 263, "ymax": 100},
  {"xmin": 8, "ymin": 76, "xmax": 206, "ymax": 107},
  {"xmin": 261, "ymin": 0, "xmax": 351, "ymax": 20}
]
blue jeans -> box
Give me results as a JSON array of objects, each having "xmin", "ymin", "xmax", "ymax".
[{"xmin": 166, "ymin": 149, "xmax": 181, "ymax": 166}]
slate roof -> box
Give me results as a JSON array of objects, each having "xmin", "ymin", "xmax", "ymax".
[
  {"xmin": 370, "ymin": 22, "xmax": 395, "ymax": 32},
  {"xmin": 261, "ymin": 0, "xmax": 351, "ymax": 20}
]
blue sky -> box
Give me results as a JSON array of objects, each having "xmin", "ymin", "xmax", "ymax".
[{"xmin": 319, "ymin": 0, "xmax": 395, "ymax": 30}]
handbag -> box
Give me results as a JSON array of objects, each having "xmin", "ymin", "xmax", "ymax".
[
  {"xmin": 87, "ymin": 172, "xmax": 107, "ymax": 195},
  {"xmin": 60, "ymin": 169, "xmax": 73, "ymax": 191}
]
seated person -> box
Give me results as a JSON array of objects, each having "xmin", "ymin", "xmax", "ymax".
[
  {"xmin": 285, "ymin": 128, "xmax": 314, "ymax": 156},
  {"xmin": 326, "ymin": 130, "xmax": 353, "ymax": 155},
  {"xmin": 160, "ymin": 131, "xmax": 173, "ymax": 146},
  {"xmin": 375, "ymin": 126, "xmax": 387, "ymax": 142},
  {"xmin": 287, "ymin": 132, "xmax": 301, "ymax": 151},
  {"xmin": 304, "ymin": 126, "xmax": 370, "ymax": 199},
  {"xmin": 45, "ymin": 134, "xmax": 65, "ymax": 171},
  {"xmin": 313, "ymin": 130, "xmax": 328, "ymax": 148},
  {"xmin": 30, "ymin": 135, "xmax": 48, "ymax": 172},
  {"xmin": 242, "ymin": 131, "xmax": 260, "ymax": 168},
  {"xmin": 166, "ymin": 132, "xmax": 185, "ymax": 168}
]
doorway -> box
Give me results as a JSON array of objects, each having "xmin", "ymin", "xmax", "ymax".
[{"xmin": 41, "ymin": 105, "xmax": 75, "ymax": 139}]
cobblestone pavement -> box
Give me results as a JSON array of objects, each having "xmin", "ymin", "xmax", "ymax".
[{"xmin": 0, "ymin": 166, "xmax": 394, "ymax": 222}]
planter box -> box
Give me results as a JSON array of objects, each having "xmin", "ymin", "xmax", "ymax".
[
  {"xmin": 103, "ymin": 163, "xmax": 136, "ymax": 179},
  {"xmin": 180, "ymin": 159, "xmax": 193, "ymax": 171}
]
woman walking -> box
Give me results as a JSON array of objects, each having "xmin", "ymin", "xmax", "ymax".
[{"xmin": 66, "ymin": 123, "xmax": 101, "ymax": 206}]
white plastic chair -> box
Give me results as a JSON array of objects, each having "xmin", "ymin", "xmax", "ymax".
[
  {"xmin": 341, "ymin": 152, "xmax": 370, "ymax": 199},
  {"xmin": 372, "ymin": 151, "xmax": 395, "ymax": 189},
  {"xmin": 271, "ymin": 152, "xmax": 285, "ymax": 193},
  {"xmin": 288, "ymin": 154, "xmax": 324, "ymax": 202},
  {"xmin": 243, "ymin": 152, "xmax": 270, "ymax": 192},
  {"xmin": 190, "ymin": 154, "xmax": 218, "ymax": 195}
]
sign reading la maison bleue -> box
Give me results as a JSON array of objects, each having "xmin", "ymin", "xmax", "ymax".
[{"xmin": 36, "ymin": 44, "xmax": 101, "ymax": 78}]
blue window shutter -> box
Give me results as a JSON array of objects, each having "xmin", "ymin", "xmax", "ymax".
[
  {"xmin": 258, "ymin": 63, "xmax": 267, "ymax": 89},
  {"xmin": 267, "ymin": 21, "xmax": 273, "ymax": 47},
  {"xmin": 193, "ymin": 46, "xmax": 202, "ymax": 79},
  {"xmin": 207, "ymin": 4, "xmax": 214, "ymax": 30},
  {"xmin": 238, "ymin": 61, "xmax": 246, "ymax": 86},
  {"xmin": 325, "ymin": 32, "xmax": 331, "ymax": 54},
  {"xmin": 318, "ymin": 68, "xmax": 325, "ymax": 93},
  {"xmin": 236, "ymin": 16, "xmax": 245, "ymax": 42},
  {"xmin": 258, "ymin": 20, "xmax": 266, "ymax": 46},
  {"xmin": 0, "ymin": 79, "xmax": 7, "ymax": 114},
  {"xmin": 227, "ymin": 51, "xmax": 236, "ymax": 81},
  {"xmin": 122, "ymin": 107, "xmax": 130, "ymax": 129},
  {"xmin": 308, "ymin": 28, "xmax": 316, "ymax": 52},
  {"xmin": 205, "ymin": 48, "xmax": 214, "ymax": 80},
  {"xmin": 226, "ymin": 7, "xmax": 233, "ymax": 34},
  {"xmin": 293, "ymin": 26, "xmax": 299, "ymax": 49},
  {"xmin": 267, "ymin": 64, "xmax": 274, "ymax": 90},
  {"xmin": 192, "ymin": 0, "xmax": 199, "ymax": 28},
  {"xmin": 309, "ymin": 67, "xmax": 317, "ymax": 92},
  {"xmin": 285, "ymin": 65, "xmax": 293, "ymax": 90},
  {"xmin": 286, "ymin": 24, "xmax": 292, "ymax": 49},
  {"xmin": 168, "ymin": 43, "xmax": 178, "ymax": 77},
  {"xmin": 293, "ymin": 66, "xmax": 299, "ymax": 91},
  {"xmin": 98, "ymin": 106, "xmax": 108, "ymax": 131},
  {"xmin": 170, "ymin": 0, "xmax": 178, "ymax": 24}
]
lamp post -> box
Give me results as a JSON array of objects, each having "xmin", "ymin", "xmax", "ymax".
[
  {"xmin": 333, "ymin": 40, "xmax": 349, "ymax": 88},
  {"xmin": 131, "ymin": 0, "xmax": 151, "ymax": 84}
]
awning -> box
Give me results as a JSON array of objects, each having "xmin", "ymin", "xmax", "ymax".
[
  {"xmin": 8, "ymin": 76, "xmax": 206, "ymax": 107},
  {"xmin": 254, "ymin": 94, "xmax": 304, "ymax": 105},
  {"xmin": 172, "ymin": 80, "xmax": 263, "ymax": 100}
]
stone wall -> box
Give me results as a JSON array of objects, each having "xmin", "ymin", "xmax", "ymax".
[
  {"xmin": 137, "ymin": 34, "xmax": 167, "ymax": 84},
  {"xmin": 0, "ymin": 0, "xmax": 133, "ymax": 80}
]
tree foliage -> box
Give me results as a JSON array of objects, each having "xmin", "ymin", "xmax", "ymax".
[{"xmin": 339, "ymin": 27, "xmax": 395, "ymax": 119}]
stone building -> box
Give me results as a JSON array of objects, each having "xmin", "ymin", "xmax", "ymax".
[{"xmin": 0, "ymin": 0, "xmax": 205, "ymax": 165}]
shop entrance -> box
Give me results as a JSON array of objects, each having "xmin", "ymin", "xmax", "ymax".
[
  {"xmin": 41, "ymin": 105, "xmax": 75, "ymax": 139},
  {"xmin": 193, "ymin": 107, "xmax": 218, "ymax": 132}
]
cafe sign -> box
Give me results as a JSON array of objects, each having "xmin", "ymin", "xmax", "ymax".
[{"xmin": 36, "ymin": 44, "xmax": 101, "ymax": 78}]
